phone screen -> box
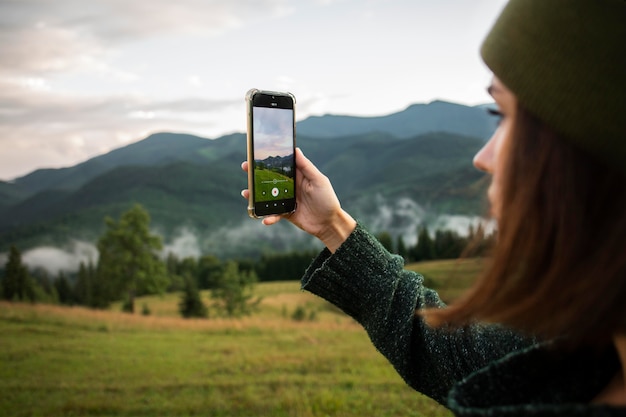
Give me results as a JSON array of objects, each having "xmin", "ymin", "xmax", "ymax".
[{"xmin": 248, "ymin": 91, "xmax": 296, "ymax": 217}]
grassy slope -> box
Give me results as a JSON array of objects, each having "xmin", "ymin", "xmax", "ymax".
[
  {"xmin": 0, "ymin": 259, "xmax": 480, "ymax": 417},
  {"xmin": 405, "ymin": 258, "xmax": 485, "ymax": 304}
]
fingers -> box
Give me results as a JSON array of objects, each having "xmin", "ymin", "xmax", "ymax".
[
  {"xmin": 241, "ymin": 148, "xmax": 318, "ymax": 227},
  {"xmin": 295, "ymin": 147, "xmax": 325, "ymax": 180},
  {"xmin": 295, "ymin": 147, "xmax": 312, "ymax": 173},
  {"xmin": 262, "ymin": 215, "xmax": 282, "ymax": 226},
  {"xmin": 241, "ymin": 161, "xmax": 249, "ymax": 199}
]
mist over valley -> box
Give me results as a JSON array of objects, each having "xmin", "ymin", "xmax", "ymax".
[{"xmin": 0, "ymin": 100, "xmax": 497, "ymax": 273}]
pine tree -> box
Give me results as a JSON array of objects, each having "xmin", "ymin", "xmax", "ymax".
[
  {"xmin": 178, "ymin": 274, "xmax": 208, "ymax": 318},
  {"xmin": 397, "ymin": 235, "xmax": 408, "ymax": 261},
  {"xmin": 197, "ymin": 255, "xmax": 223, "ymax": 289},
  {"xmin": 434, "ymin": 229, "xmax": 464, "ymax": 260},
  {"xmin": 55, "ymin": 272, "xmax": 74, "ymax": 305},
  {"xmin": 75, "ymin": 260, "xmax": 95, "ymax": 307},
  {"xmin": 376, "ymin": 231, "xmax": 394, "ymax": 253},
  {"xmin": 2, "ymin": 246, "xmax": 34, "ymax": 302},
  {"xmin": 412, "ymin": 225, "xmax": 436, "ymax": 261}
]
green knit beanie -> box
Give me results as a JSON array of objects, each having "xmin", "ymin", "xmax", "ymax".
[{"xmin": 480, "ymin": 0, "xmax": 626, "ymax": 175}]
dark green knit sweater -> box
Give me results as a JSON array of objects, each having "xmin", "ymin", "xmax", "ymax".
[{"xmin": 301, "ymin": 223, "xmax": 625, "ymax": 416}]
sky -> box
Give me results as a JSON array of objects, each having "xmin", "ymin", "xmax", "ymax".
[
  {"xmin": 0, "ymin": 0, "xmax": 507, "ymax": 181},
  {"xmin": 253, "ymin": 107, "xmax": 294, "ymax": 160}
]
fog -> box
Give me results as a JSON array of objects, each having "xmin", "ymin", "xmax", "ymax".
[
  {"xmin": 20, "ymin": 240, "xmax": 99, "ymax": 276},
  {"xmin": 351, "ymin": 194, "xmax": 495, "ymax": 247},
  {"xmin": 1, "ymin": 196, "xmax": 494, "ymax": 276},
  {"xmin": 162, "ymin": 227, "xmax": 202, "ymax": 259},
  {"xmin": 200, "ymin": 218, "xmax": 323, "ymax": 259}
]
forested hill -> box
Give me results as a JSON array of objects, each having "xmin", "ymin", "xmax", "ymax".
[
  {"xmin": 0, "ymin": 100, "xmax": 494, "ymax": 258},
  {"xmin": 297, "ymin": 100, "xmax": 496, "ymax": 139}
]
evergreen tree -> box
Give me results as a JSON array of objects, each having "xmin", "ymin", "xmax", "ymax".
[
  {"xmin": 376, "ymin": 232, "xmax": 394, "ymax": 253},
  {"xmin": 95, "ymin": 204, "xmax": 169, "ymax": 311},
  {"xmin": 397, "ymin": 235, "xmax": 408, "ymax": 261},
  {"xmin": 178, "ymin": 257, "xmax": 198, "ymax": 287},
  {"xmin": 254, "ymin": 250, "xmax": 318, "ymax": 282},
  {"xmin": 31, "ymin": 269, "xmax": 59, "ymax": 304},
  {"xmin": 464, "ymin": 222, "xmax": 495, "ymax": 257},
  {"xmin": 434, "ymin": 229, "xmax": 465, "ymax": 260},
  {"xmin": 2, "ymin": 246, "xmax": 34, "ymax": 302},
  {"xmin": 211, "ymin": 261, "xmax": 260, "ymax": 317},
  {"xmin": 197, "ymin": 255, "xmax": 223, "ymax": 289},
  {"xmin": 178, "ymin": 274, "xmax": 208, "ymax": 318},
  {"xmin": 75, "ymin": 260, "xmax": 95, "ymax": 307},
  {"xmin": 411, "ymin": 225, "xmax": 436, "ymax": 262},
  {"xmin": 55, "ymin": 272, "xmax": 75, "ymax": 305},
  {"xmin": 165, "ymin": 252, "xmax": 184, "ymax": 292}
]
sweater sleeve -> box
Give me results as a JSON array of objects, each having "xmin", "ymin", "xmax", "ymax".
[{"xmin": 301, "ymin": 223, "xmax": 534, "ymax": 405}]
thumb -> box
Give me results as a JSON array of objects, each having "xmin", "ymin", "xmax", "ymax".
[{"xmin": 295, "ymin": 147, "xmax": 324, "ymax": 179}]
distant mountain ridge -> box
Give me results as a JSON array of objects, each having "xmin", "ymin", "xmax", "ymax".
[
  {"xmin": 10, "ymin": 133, "xmax": 217, "ymax": 196},
  {"xmin": 297, "ymin": 100, "xmax": 496, "ymax": 140},
  {"xmin": 256, "ymin": 154, "xmax": 293, "ymax": 165},
  {"xmin": 0, "ymin": 100, "xmax": 494, "ymax": 258}
]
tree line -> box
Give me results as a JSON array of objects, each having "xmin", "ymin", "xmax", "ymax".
[
  {"xmin": 1, "ymin": 204, "xmax": 494, "ymax": 318},
  {"xmin": 375, "ymin": 222, "xmax": 494, "ymax": 263}
]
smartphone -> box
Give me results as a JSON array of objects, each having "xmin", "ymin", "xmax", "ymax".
[{"xmin": 246, "ymin": 89, "xmax": 297, "ymax": 218}]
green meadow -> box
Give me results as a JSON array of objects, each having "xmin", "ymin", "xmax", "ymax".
[
  {"xmin": 0, "ymin": 259, "xmax": 481, "ymax": 417},
  {"xmin": 253, "ymin": 168, "xmax": 294, "ymax": 202}
]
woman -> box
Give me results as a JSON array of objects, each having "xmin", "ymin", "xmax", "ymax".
[{"xmin": 242, "ymin": 0, "xmax": 626, "ymax": 413}]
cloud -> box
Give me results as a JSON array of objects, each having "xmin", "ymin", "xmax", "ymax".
[
  {"xmin": 162, "ymin": 228, "xmax": 202, "ymax": 259},
  {"xmin": 20, "ymin": 240, "xmax": 99, "ymax": 276},
  {"xmin": 0, "ymin": 0, "xmax": 292, "ymax": 180},
  {"xmin": 197, "ymin": 196, "xmax": 495, "ymax": 258},
  {"xmin": 0, "ymin": 75, "xmax": 241, "ymax": 179},
  {"xmin": 0, "ymin": 0, "xmax": 507, "ymax": 180},
  {"xmin": 432, "ymin": 214, "xmax": 496, "ymax": 237},
  {"xmin": 201, "ymin": 217, "xmax": 322, "ymax": 258},
  {"xmin": 0, "ymin": 197, "xmax": 494, "ymax": 279},
  {"xmin": 366, "ymin": 196, "xmax": 428, "ymax": 246},
  {"xmin": 353, "ymin": 194, "xmax": 494, "ymax": 246},
  {"xmin": 0, "ymin": 0, "xmax": 291, "ymax": 77}
]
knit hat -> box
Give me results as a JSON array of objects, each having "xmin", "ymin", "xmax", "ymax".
[{"xmin": 480, "ymin": 0, "xmax": 626, "ymax": 175}]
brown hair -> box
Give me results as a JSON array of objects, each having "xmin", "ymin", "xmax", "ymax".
[{"xmin": 423, "ymin": 104, "xmax": 626, "ymax": 347}]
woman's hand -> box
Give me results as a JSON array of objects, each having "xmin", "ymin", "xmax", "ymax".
[{"xmin": 241, "ymin": 148, "xmax": 356, "ymax": 253}]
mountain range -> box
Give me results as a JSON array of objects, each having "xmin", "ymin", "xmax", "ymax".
[{"xmin": 0, "ymin": 100, "xmax": 496, "ymax": 259}]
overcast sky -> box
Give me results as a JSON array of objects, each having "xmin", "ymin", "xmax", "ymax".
[{"xmin": 0, "ymin": 0, "xmax": 507, "ymax": 181}]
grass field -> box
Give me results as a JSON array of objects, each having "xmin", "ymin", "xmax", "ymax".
[
  {"xmin": 0, "ymin": 259, "xmax": 481, "ymax": 417},
  {"xmin": 253, "ymin": 168, "xmax": 294, "ymax": 202}
]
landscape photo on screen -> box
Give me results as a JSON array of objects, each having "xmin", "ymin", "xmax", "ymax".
[{"xmin": 253, "ymin": 106, "xmax": 294, "ymax": 203}]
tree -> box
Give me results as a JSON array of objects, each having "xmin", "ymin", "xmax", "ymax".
[
  {"xmin": 75, "ymin": 260, "xmax": 96, "ymax": 307},
  {"xmin": 179, "ymin": 274, "xmax": 208, "ymax": 318},
  {"xmin": 197, "ymin": 255, "xmax": 223, "ymax": 289},
  {"xmin": 464, "ymin": 222, "xmax": 495, "ymax": 257},
  {"xmin": 411, "ymin": 225, "xmax": 436, "ymax": 262},
  {"xmin": 171, "ymin": 255, "xmax": 198, "ymax": 292},
  {"xmin": 95, "ymin": 204, "xmax": 169, "ymax": 312},
  {"xmin": 211, "ymin": 261, "xmax": 260, "ymax": 317},
  {"xmin": 254, "ymin": 250, "xmax": 319, "ymax": 282},
  {"xmin": 434, "ymin": 229, "xmax": 465, "ymax": 260},
  {"xmin": 376, "ymin": 232, "xmax": 394, "ymax": 253},
  {"xmin": 31, "ymin": 268, "xmax": 59, "ymax": 304},
  {"xmin": 2, "ymin": 246, "xmax": 35, "ymax": 302},
  {"xmin": 397, "ymin": 235, "xmax": 408, "ymax": 261},
  {"xmin": 55, "ymin": 272, "xmax": 74, "ymax": 305}
]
